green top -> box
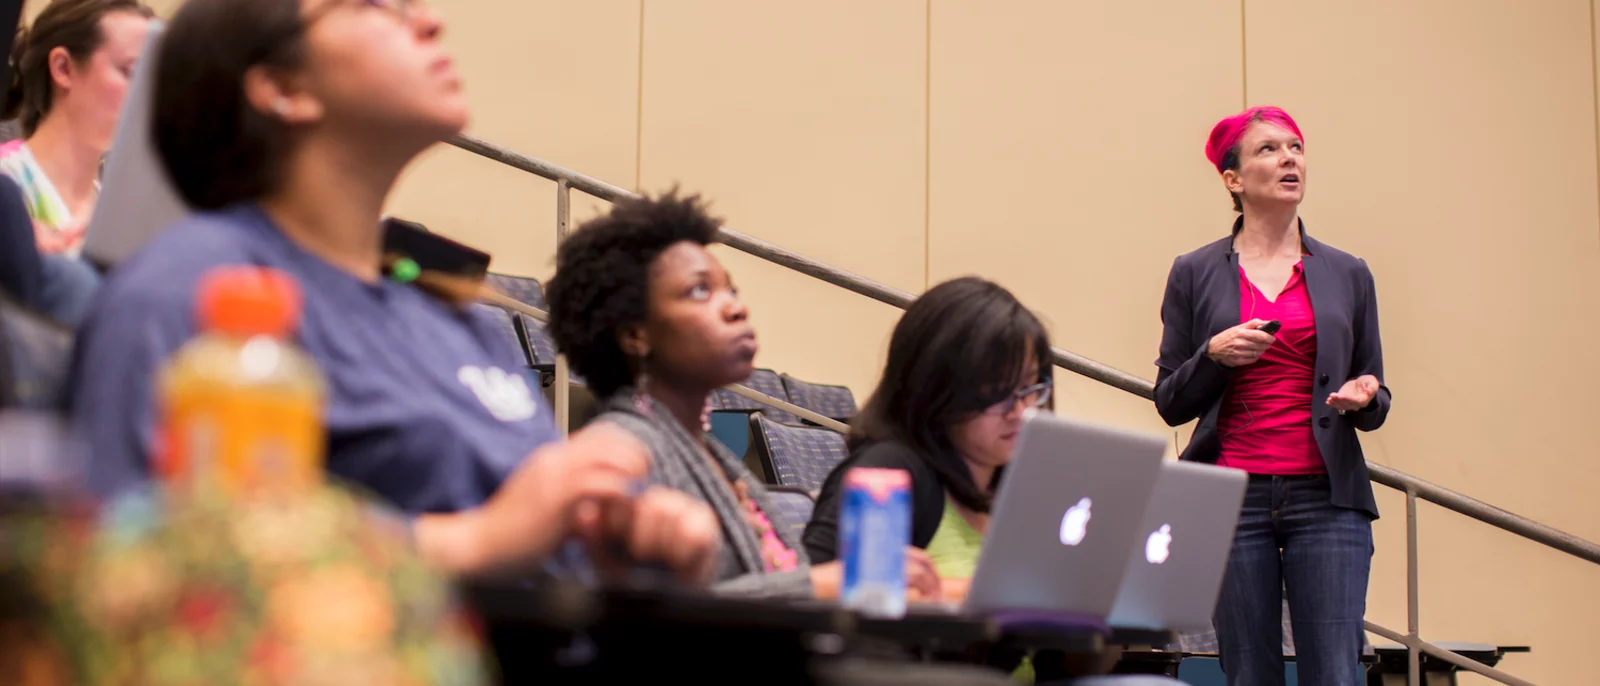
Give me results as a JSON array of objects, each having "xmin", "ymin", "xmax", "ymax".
[
  {"xmin": 924, "ymin": 497, "xmax": 1033, "ymax": 683},
  {"xmin": 925, "ymin": 497, "xmax": 984, "ymax": 580}
]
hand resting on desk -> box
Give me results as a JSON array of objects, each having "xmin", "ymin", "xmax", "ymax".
[
  {"xmin": 808, "ymin": 546, "xmax": 943, "ymax": 601},
  {"xmin": 414, "ymin": 423, "xmax": 722, "ymax": 583},
  {"xmin": 937, "ymin": 577, "xmax": 972, "ymax": 604}
]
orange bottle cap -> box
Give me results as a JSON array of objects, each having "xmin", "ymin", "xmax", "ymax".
[{"xmin": 196, "ymin": 266, "xmax": 302, "ymax": 338}]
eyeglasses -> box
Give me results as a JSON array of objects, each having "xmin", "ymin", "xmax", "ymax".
[
  {"xmin": 253, "ymin": 0, "xmax": 423, "ymax": 66},
  {"xmin": 305, "ymin": 0, "xmax": 421, "ymax": 29},
  {"xmin": 985, "ymin": 380, "xmax": 1053, "ymax": 416},
  {"xmin": 359, "ymin": 0, "xmax": 421, "ymax": 19}
]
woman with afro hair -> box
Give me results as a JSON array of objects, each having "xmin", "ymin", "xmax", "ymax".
[{"xmin": 546, "ymin": 191, "xmax": 940, "ymax": 600}]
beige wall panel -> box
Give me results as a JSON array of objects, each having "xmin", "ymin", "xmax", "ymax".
[
  {"xmin": 61, "ymin": 0, "xmax": 637, "ymax": 279},
  {"xmin": 29, "ymin": 0, "xmax": 640, "ymax": 279},
  {"xmin": 638, "ymin": 0, "xmax": 927, "ymax": 396},
  {"xmin": 17, "ymin": 0, "xmax": 1591, "ymax": 677},
  {"xmin": 927, "ymin": 0, "xmax": 1243, "ymax": 440},
  {"xmin": 23, "ymin": 1, "xmax": 184, "ymax": 33},
  {"xmin": 1247, "ymin": 1, "xmax": 1600, "ymax": 682},
  {"xmin": 142, "ymin": 0, "xmax": 180, "ymax": 15},
  {"xmin": 388, "ymin": 0, "xmax": 641, "ymax": 280}
]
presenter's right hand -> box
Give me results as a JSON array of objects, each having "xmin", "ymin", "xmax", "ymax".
[{"xmin": 1207, "ymin": 319, "xmax": 1277, "ymax": 367}]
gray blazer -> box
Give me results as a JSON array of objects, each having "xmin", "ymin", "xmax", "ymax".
[
  {"xmin": 598, "ymin": 391, "xmax": 814, "ymax": 599},
  {"xmin": 1154, "ymin": 219, "xmax": 1391, "ymax": 518}
]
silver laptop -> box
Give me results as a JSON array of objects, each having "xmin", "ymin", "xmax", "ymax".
[
  {"xmin": 1107, "ymin": 460, "xmax": 1247, "ymax": 631},
  {"xmin": 962, "ymin": 413, "xmax": 1166, "ymax": 616},
  {"xmin": 83, "ymin": 21, "xmax": 187, "ymax": 268}
]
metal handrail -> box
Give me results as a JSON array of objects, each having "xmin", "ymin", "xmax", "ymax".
[
  {"xmin": 452, "ymin": 134, "xmax": 1154, "ymax": 398},
  {"xmin": 453, "ymin": 132, "xmax": 1588, "ymax": 684},
  {"xmin": 1367, "ymin": 463, "xmax": 1600, "ymax": 564},
  {"xmin": 480, "ymin": 291, "xmax": 851, "ymax": 434},
  {"xmin": 1365, "ymin": 621, "xmax": 1534, "ymax": 686},
  {"xmin": 455, "ymin": 132, "xmax": 1600, "ymax": 559}
]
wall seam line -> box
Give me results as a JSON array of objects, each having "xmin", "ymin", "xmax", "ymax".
[
  {"xmin": 1240, "ymin": 0, "xmax": 1249, "ymax": 107},
  {"xmin": 634, "ymin": 0, "xmax": 646, "ymax": 192},
  {"xmin": 923, "ymin": 0, "xmax": 932, "ymax": 289},
  {"xmin": 1591, "ymin": 0, "xmax": 1600, "ymax": 251}
]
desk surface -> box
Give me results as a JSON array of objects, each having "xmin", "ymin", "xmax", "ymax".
[
  {"xmin": 465, "ymin": 582, "xmax": 1205, "ymax": 684},
  {"xmin": 466, "ymin": 580, "xmax": 846, "ymax": 634},
  {"xmin": 465, "ymin": 581, "xmax": 1125, "ymax": 655},
  {"xmin": 1109, "ymin": 627, "xmax": 1178, "ymax": 647}
]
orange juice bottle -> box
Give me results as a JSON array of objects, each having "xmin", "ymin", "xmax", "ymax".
[{"xmin": 154, "ymin": 266, "xmax": 325, "ymax": 499}]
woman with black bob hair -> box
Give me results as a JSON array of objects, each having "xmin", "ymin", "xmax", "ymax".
[
  {"xmin": 546, "ymin": 190, "xmax": 940, "ymax": 600},
  {"xmin": 67, "ymin": 0, "xmax": 720, "ymax": 583},
  {"xmin": 804, "ymin": 281, "xmax": 1189, "ymax": 685},
  {"xmin": 804, "ymin": 276, "xmax": 1053, "ymax": 595}
]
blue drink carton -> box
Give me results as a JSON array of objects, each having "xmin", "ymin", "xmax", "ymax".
[{"xmin": 839, "ymin": 467, "xmax": 911, "ymax": 618}]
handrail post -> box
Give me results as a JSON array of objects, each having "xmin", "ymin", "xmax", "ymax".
[
  {"xmin": 554, "ymin": 179, "xmax": 572, "ymax": 435},
  {"xmin": 1407, "ymin": 488, "xmax": 1421, "ymax": 686}
]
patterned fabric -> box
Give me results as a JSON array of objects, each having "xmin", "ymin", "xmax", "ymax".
[
  {"xmin": 516, "ymin": 318, "xmax": 559, "ymax": 368},
  {"xmin": 762, "ymin": 489, "xmax": 815, "ymax": 545},
  {"xmin": 731, "ymin": 480, "xmax": 799, "ymax": 572},
  {"xmin": 711, "ymin": 369, "xmax": 798, "ymax": 425},
  {"xmin": 780, "ymin": 374, "xmax": 857, "ymax": 423},
  {"xmin": 0, "ymin": 294, "xmax": 73, "ymax": 411},
  {"xmin": 0, "ymin": 495, "xmax": 96, "ymax": 685},
  {"xmin": 481, "ymin": 274, "xmax": 558, "ymax": 367},
  {"xmin": 483, "ymin": 273, "xmax": 547, "ymax": 310},
  {"xmin": 4, "ymin": 484, "xmax": 493, "ymax": 685},
  {"xmin": 469, "ymin": 303, "xmax": 530, "ymax": 367},
  {"xmin": 0, "ymin": 141, "xmax": 82, "ymax": 257},
  {"xmin": 750, "ymin": 414, "xmax": 846, "ymax": 492}
]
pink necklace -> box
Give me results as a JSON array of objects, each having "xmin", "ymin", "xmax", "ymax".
[
  {"xmin": 636, "ymin": 388, "xmax": 798, "ymax": 573},
  {"xmin": 732, "ymin": 480, "xmax": 799, "ymax": 572}
]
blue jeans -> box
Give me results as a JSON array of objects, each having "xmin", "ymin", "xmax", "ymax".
[{"xmin": 1214, "ymin": 475, "xmax": 1372, "ymax": 686}]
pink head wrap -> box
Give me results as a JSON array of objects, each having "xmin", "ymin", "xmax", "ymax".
[{"xmin": 1204, "ymin": 106, "xmax": 1303, "ymax": 173}]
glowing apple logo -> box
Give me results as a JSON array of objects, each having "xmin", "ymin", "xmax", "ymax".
[
  {"xmin": 1058, "ymin": 497, "xmax": 1093, "ymax": 546},
  {"xmin": 1145, "ymin": 524, "xmax": 1173, "ymax": 564}
]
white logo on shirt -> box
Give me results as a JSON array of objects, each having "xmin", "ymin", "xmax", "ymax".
[{"xmin": 457, "ymin": 366, "xmax": 538, "ymax": 422}]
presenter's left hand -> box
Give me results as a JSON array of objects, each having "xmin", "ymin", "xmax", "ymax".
[{"xmin": 1327, "ymin": 374, "xmax": 1380, "ymax": 414}]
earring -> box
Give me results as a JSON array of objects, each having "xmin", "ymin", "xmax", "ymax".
[
  {"xmin": 272, "ymin": 98, "xmax": 291, "ymax": 117},
  {"xmin": 631, "ymin": 352, "xmax": 652, "ymax": 416}
]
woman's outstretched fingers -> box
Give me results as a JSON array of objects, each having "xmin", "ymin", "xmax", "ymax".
[{"xmin": 631, "ymin": 487, "xmax": 721, "ymax": 585}]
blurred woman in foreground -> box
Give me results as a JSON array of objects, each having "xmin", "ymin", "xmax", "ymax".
[{"xmin": 68, "ymin": 0, "xmax": 719, "ymax": 582}]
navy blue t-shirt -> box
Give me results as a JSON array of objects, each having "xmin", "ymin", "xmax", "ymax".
[{"xmin": 67, "ymin": 205, "xmax": 561, "ymax": 514}]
